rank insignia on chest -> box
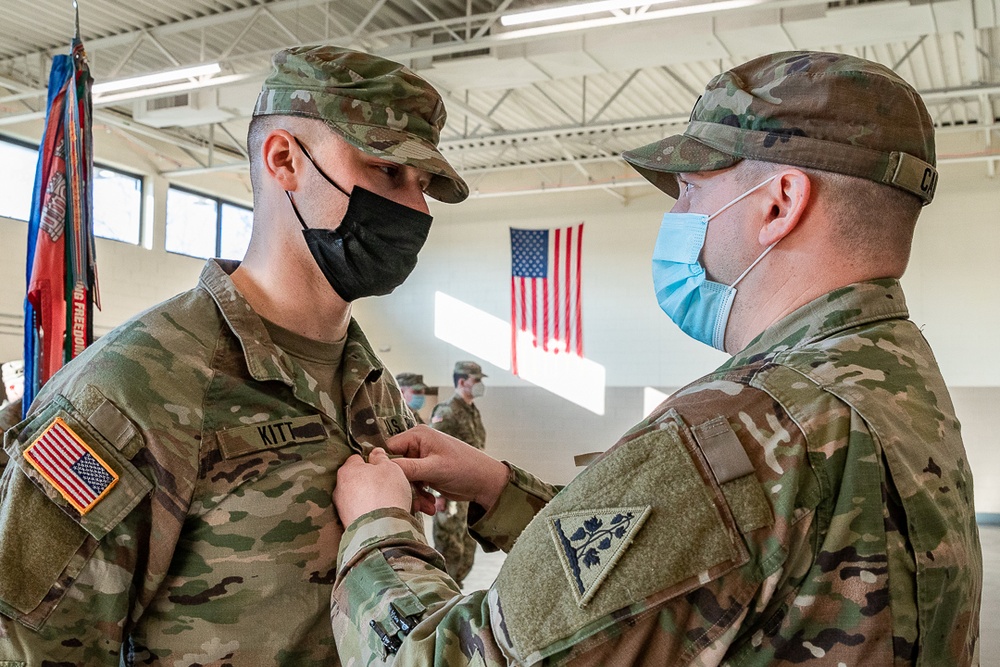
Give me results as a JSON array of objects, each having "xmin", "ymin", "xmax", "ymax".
[
  {"xmin": 548, "ymin": 506, "xmax": 652, "ymax": 607},
  {"xmin": 23, "ymin": 417, "xmax": 119, "ymax": 514}
]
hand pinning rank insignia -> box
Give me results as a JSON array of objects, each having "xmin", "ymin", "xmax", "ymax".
[
  {"xmin": 549, "ymin": 506, "xmax": 651, "ymax": 607},
  {"xmin": 23, "ymin": 417, "xmax": 118, "ymax": 514}
]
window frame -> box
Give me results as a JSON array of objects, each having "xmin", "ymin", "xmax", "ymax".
[
  {"xmin": 0, "ymin": 134, "xmax": 145, "ymax": 245},
  {"xmin": 165, "ymin": 183, "xmax": 253, "ymax": 260}
]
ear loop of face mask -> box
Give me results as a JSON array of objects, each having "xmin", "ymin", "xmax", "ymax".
[
  {"xmin": 284, "ymin": 136, "xmax": 350, "ymax": 229},
  {"xmin": 705, "ymin": 174, "xmax": 779, "ymax": 289}
]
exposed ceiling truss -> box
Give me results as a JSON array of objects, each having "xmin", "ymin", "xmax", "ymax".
[{"xmin": 0, "ymin": 0, "xmax": 998, "ymax": 199}]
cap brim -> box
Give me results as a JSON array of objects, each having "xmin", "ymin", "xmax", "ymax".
[
  {"xmin": 621, "ymin": 134, "xmax": 740, "ymax": 198},
  {"xmin": 329, "ymin": 121, "xmax": 469, "ymax": 204}
]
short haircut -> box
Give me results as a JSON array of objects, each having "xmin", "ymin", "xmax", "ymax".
[
  {"xmin": 247, "ymin": 114, "xmax": 281, "ymax": 197},
  {"xmin": 734, "ymin": 159, "xmax": 921, "ymax": 270}
]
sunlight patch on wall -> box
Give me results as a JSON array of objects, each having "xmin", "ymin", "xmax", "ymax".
[
  {"xmin": 433, "ymin": 292, "xmax": 511, "ymax": 370},
  {"xmin": 434, "ymin": 291, "xmax": 606, "ymax": 414},
  {"xmin": 514, "ymin": 330, "xmax": 605, "ymax": 414},
  {"xmin": 644, "ymin": 387, "xmax": 670, "ymax": 417}
]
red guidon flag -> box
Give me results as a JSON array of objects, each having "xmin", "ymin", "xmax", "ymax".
[{"xmin": 24, "ymin": 417, "xmax": 117, "ymax": 514}]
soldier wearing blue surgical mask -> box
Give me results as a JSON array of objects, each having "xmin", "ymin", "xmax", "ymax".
[
  {"xmin": 329, "ymin": 51, "xmax": 979, "ymax": 667},
  {"xmin": 395, "ymin": 372, "xmax": 428, "ymax": 425}
]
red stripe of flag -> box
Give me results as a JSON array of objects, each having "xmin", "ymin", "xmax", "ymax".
[
  {"xmin": 511, "ymin": 276, "xmax": 518, "ymax": 375},
  {"xmin": 554, "ymin": 228, "xmax": 561, "ymax": 347},
  {"xmin": 575, "ymin": 223, "xmax": 584, "ymax": 356},
  {"xmin": 564, "ymin": 226, "xmax": 572, "ymax": 353}
]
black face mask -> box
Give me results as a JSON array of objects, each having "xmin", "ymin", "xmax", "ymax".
[{"xmin": 286, "ymin": 137, "xmax": 433, "ymax": 302}]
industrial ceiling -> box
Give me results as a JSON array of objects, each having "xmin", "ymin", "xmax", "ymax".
[{"xmin": 1, "ymin": 0, "xmax": 997, "ymax": 200}]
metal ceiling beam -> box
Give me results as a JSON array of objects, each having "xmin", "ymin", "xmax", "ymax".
[{"xmin": 589, "ymin": 70, "xmax": 641, "ymax": 124}]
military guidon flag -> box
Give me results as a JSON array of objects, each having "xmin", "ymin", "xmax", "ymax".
[{"xmin": 24, "ymin": 417, "xmax": 117, "ymax": 514}]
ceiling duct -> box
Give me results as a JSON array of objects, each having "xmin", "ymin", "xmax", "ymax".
[{"xmin": 133, "ymin": 89, "xmax": 233, "ymax": 128}]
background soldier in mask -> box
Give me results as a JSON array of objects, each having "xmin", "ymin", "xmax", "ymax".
[
  {"xmin": 429, "ymin": 360, "xmax": 487, "ymax": 586},
  {"xmin": 396, "ymin": 372, "xmax": 428, "ymax": 425},
  {"xmin": 0, "ymin": 45, "xmax": 466, "ymax": 664},
  {"xmin": 329, "ymin": 51, "xmax": 981, "ymax": 665}
]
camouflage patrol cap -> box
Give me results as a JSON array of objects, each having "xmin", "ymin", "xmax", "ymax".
[
  {"xmin": 254, "ymin": 44, "xmax": 469, "ymax": 203},
  {"xmin": 454, "ymin": 361, "xmax": 486, "ymax": 378},
  {"xmin": 622, "ymin": 51, "xmax": 938, "ymax": 204},
  {"xmin": 395, "ymin": 372, "xmax": 427, "ymax": 391}
]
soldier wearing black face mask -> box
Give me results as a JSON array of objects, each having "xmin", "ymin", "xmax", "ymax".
[{"xmin": 0, "ymin": 45, "xmax": 467, "ymax": 665}]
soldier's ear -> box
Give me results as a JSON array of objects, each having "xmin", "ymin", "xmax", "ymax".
[
  {"xmin": 759, "ymin": 169, "xmax": 810, "ymax": 247},
  {"xmin": 262, "ymin": 129, "xmax": 301, "ymax": 191}
]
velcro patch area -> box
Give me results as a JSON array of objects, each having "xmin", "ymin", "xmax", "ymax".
[{"xmin": 24, "ymin": 417, "xmax": 118, "ymax": 515}]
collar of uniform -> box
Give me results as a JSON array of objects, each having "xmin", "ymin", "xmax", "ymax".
[
  {"xmin": 339, "ymin": 319, "xmax": 385, "ymax": 406},
  {"xmin": 199, "ymin": 259, "xmax": 297, "ymax": 385},
  {"xmin": 200, "ymin": 260, "xmax": 386, "ymax": 393},
  {"xmin": 722, "ymin": 278, "xmax": 910, "ymax": 370}
]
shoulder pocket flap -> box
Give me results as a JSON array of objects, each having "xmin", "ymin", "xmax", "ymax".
[
  {"xmin": 217, "ymin": 415, "xmax": 327, "ymax": 459},
  {"xmin": 5, "ymin": 396, "xmax": 152, "ymax": 541},
  {"xmin": 493, "ymin": 410, "xmax": 749, "ymax": 664}
]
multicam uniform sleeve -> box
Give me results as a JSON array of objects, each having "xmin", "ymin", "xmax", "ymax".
[
  {"xmin": 0, "ymin": 388, "xmax": 190, "ymax": 664},
  {"xmin": 467, "ymin": 463, "xmax": 560, "ymax": 553},
  {"xmin": 330, "ymin": 395, "xmax": 813, "ymax": 667},
  {"xmin": 330, "ymin": 463, "xmax": 556, "ymax": 667}
]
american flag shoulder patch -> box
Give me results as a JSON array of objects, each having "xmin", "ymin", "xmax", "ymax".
[{"xmin": 24, "ymin": 417, "xmax": 119, "ymax": 515}]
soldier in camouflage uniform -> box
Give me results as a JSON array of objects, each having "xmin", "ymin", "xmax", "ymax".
[
  {"xmin": 0, "ymin": 45, "xmax": 467, "ymax": 665},
  {"xmin": 430, "ymin": 361, "xmax": 488, "ymax": 586},
  {"xmin": 396, "ymin": 372, "xmax": 429, "ymax": 426},
  {"xmin": 329, "ymin": 51, "xmax": 982, "ymax": 666}
]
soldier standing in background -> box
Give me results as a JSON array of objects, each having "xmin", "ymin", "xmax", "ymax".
[
  {"xmin": 396, "ymin": 372, "xmax": 428, "ymax": 425},
  {"xmin": 330, "ymin": 51, "xmax": 981, "ymax": 665},
  {"xmin": 430, "ymin": 360, "xmax": 487, "ymax": 586},
  {"xmin": 0, "ymin": 45, "xmax": 467, "ymax": 664}
]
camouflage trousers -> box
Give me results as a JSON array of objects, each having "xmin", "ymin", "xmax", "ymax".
[{"xmin": 432, "ymin": 500, "xmax": 477, "ymax": 586}]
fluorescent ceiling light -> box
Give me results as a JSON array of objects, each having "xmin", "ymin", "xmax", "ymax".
[
  {"xmin": 92, "ymin": 72, "xmax": 253, "ymax": 105},
  {"xmin": 92, "ymin": 63, "xmax": 221, "ymax": 95},
  {"xmin": 496, "ymin": 0, "xmax": 769, "ymax": 38},
  {"xmin": 501, "ymin": 0, "xmax": 678, "ymax": 26}
]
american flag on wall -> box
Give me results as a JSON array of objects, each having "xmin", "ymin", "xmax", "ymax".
[{"xmin": 510, "ymin": 224, "xmax": 584, "ymax": 376}]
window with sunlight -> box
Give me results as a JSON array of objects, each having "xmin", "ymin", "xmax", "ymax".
[
  {"xmin": 0, "ymin": 139, "xmax": 38, "ymax": 221},
  {"xmin": 166, "ymin": 187, "xmax": 219, "ymax": 259},
  {"xmin": 166, "ymin": 186, "xmax": 252, "ymax": 260},
  {"xmin": 220, "ymin": 202, "xmax": 253, "ymax": 261},
  {"xmin": 93, "ymin": 167, "xmax": 142, "ymax": 244},
  {"xmin": 1, "ymin": 139, "xmax": 143, "ymax": 244}
]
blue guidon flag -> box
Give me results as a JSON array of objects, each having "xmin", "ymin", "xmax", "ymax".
[{"xmin": 24, "ymin": 417, "xmax": 117, "ymax": 514}]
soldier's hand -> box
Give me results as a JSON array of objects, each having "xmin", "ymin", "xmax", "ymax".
[
  {"xmin": 386, "ymin": 425, "xmax": 508, "ymax": 513},
  {"xmin": 334, "ymin": 448, "xmax": 413, "ymax": 527}
]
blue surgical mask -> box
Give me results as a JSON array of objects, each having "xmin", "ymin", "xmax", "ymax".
[
  {"xmin": 651, "ymin": 176, "xmax": 777, "ymax": 351},
  {"xmin": 407, "ymin": 394, "xmax": 426, "ymax": 411}
]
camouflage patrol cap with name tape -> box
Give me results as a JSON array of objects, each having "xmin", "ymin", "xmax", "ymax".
[
  {"xmin": 622, "ymin": 51, "xmax": 938, "ymax": 205},
  {"xmin": 254, "ymin": 44, "xmax": 469, "ymax": 204}
]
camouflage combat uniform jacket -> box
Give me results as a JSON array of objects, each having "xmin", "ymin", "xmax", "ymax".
[
  {"xmin": 431, "ymin": 394, "xmax": 486, "ymax": 450},
  {"xmin": 330, "ymin": 279, "xmax": 982, "ymax": 666},
  {"xmin": 0, "ymin": 259, "xmax": 415, "ymax": 666}
]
